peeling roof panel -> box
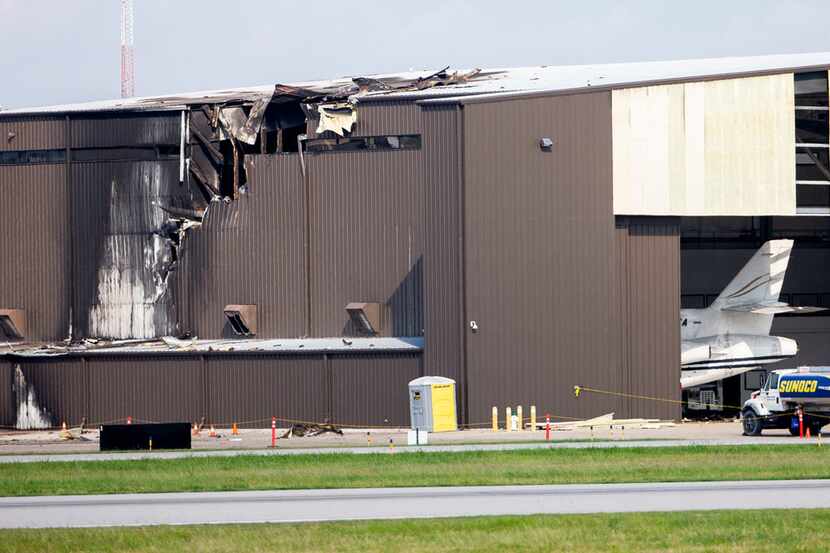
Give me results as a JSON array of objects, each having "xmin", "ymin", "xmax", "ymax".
[{"xmin": 4, "ymin": 53, "xmax": 830, "ymax": 116}]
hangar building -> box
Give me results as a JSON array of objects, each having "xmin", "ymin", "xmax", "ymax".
[{"xmin": 2, "ymin": 53, "xmax": 830, "ymax": 428}]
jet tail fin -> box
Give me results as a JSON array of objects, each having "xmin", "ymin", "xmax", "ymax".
[{"xmin": 713, "ymin": 240, "xmax": 792, "ymax": 310}]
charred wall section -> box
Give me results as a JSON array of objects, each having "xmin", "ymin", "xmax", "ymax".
[
  {"xmin": 71, "ymin": 160, "xmax": 190, "ymax": 339},
  {"xmin": 4, "ymin": 352, "xmax": 421, "ymax": 428},
  {"xmin": 0, "ymin": 361, "xmax": 12, "ymax": 427}
]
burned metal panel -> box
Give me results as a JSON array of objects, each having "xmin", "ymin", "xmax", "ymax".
[
  {"xmin": 0, "ymin": 117, "xmax": 65, "ymax": 151},
  {"xmin": 306, "ymin": 149, "xmax": 424, "ymax": 338},
  {"xmin": 86, "ymin": 355, "xmax": 204, "ymax": 423},
  {"xmin": 71, "ymin": 161, "xmax": 193, "ymax": 339},
  {"xmin": 0, "ymin": 164, "xmax": 70, "ymax": 341},
  {"xmin": 330, "ymin": 353, "xmax": 422, "ymax": 426},
  {"xmin": 15, "ymin": 358, "xmax": 86, "ymax": 427},
  {"xmin": 206, "ymin": 354, "xmax": 328, "ymax": 427},
  {"xmin": 183, "ymin": 155, "xmax": 307, "ymax": 339},
  {"xmin": 462, "ymin": 92, "xmax": 620, "ymax": 424},
  {"xmin": 70, "ymin": 113, "xmax": 181, "ymax": 148},
  {"xmin": 306, "ymin": 101, "xmax": 422, "ymax": 139},
  {"xmin": 421, "ymin": 105, "xmax": 465, "ymax": 393},
  {"xmin": 0, "ymin": 361, "xmax": 13, "ymax": 427},
  {"xmin": 615, "ymin": 219, "xmax": 681, "ymax": 420}
]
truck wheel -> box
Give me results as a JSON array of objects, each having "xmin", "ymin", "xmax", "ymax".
[{"xmin": 742, "ymin": 409, "xmax": 764, "ymax": 436}]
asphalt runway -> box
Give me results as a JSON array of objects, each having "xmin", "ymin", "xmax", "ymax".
[{"xmin": 3, "ymin": 479, "xmax": 830, "ymax": 528}]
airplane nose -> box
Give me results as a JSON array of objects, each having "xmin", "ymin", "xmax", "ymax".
[{"xmin": 779, "ymin": 336, "xmax": 798, "ymax": 357}]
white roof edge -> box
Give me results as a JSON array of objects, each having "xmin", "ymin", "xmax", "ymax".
[{"xmin": 3, "ymin": 52, "xmax": 830, "ymax": 116}]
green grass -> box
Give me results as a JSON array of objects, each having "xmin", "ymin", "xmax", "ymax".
[
  {"xmin": 3, "ymin": 510, "xmax": 830, "ymax": 552},
  {"xmin": 2, "ymin": 445, "xmax": 830, "ymax": 497}
]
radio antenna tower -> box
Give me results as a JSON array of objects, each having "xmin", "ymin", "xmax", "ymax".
[{"xmin": 120, "ymin": 0, "xmax": 135, "ymax": 98}]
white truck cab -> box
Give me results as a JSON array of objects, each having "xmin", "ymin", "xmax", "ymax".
[{"xmin": 742, "ymin": 367, "xmax": 830, "ymax": 436}]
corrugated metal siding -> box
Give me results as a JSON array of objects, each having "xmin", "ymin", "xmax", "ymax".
[
  {"xmin": 0, "ymin": 164, "xmax": 70, "ymax": 341},
  {"xmin": 70, "ymin": 161, "xmax": 186, "ymax": 339},
  {"xmin": 87, "ymin": 356, "xmax": 204, "ymax": 423},
  {"xmin": 421, "ymin": 105, "xmax": 465, "ymax": 393},
  {"xmin": 17, "ymin": 358, "xmax": 86, "ymax": 427},
  {"xmin": 184, "ymin": 155, "xmax": 307, "ymax": 338},
  {"xmin": 0, "ymin": 361, "xmax": 13, "ymax": 427},
  {"xmin": 0, "ymin": 117, "xmax": 65, "ymax": 151},
  {"xmin": 7, "ymin": 352, "xmax": 420, "ymax": 427},
  {"xmin": 306, "ymin": 150, "xmax": 424, "ymax": 337},
  {"xmin": 462, "ymin": 92, "xmax": 619, "ymax": 423},
  {"xmin": 206, "ymin": 355, "xmax": 328, "ymax": 427},
  {"xmin": 70, "ymin": 113, "xmax": 181, "ymax": 148},
  {"xmin": 330, "ymin": 353, "xmax": 422, "ymax": 426},
  {"xmin": 616, "ymin": 220, "xmax": 681, "ymax": 419},
  {"xmin": 306, "ymin": 101, "xmax": 421, "ymax": 139}
]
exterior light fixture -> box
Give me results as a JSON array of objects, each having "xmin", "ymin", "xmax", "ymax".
[{"xmin": 539, "ymin": 137, "xmax": 554, "ymax": 151}]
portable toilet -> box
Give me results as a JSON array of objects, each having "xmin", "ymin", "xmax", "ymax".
[{"xmin": 408, "ymin": 376, "xmax": 458, "ymax": 432}]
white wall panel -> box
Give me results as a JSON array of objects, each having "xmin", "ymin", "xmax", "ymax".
[{"xmin": 613, "ymin": 74, "xmax": 796, "ymax": 215}]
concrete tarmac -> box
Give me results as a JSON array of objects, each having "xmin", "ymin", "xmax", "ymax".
[{"xmin": 3, "ymin": 480, "xmax": 830, "ymax": 528}]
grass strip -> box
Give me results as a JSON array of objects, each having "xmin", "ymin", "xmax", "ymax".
[
  {"xmin": 1, "ymin": 445, "xmax": 829, "ymax": 497},
  {"xmin": 3, "ymin": 509, "xmax": 830, "ymax": 552}
]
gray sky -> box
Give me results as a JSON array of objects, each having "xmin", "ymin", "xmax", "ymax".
[{"xmin": 1, "ymin": 0, "xmax": 829, "ymax": 109}]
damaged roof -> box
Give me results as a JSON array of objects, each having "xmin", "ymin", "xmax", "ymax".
[
  {"xmin": 1, "ymin": 336, "xmax": 424, "ymax": 358},
  {"xmin": 4, "ymin": 52, "xmax": 830, "ymax": 115}
]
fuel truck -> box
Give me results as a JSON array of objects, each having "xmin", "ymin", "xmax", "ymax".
[{"xmin": 742, "ymin": 367, "xmax": 830, "ymax": 436}]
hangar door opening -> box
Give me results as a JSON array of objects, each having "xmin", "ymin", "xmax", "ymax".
[{"xmin": 681, "ymin": 216, "xmax": 830, "ymax": 418}]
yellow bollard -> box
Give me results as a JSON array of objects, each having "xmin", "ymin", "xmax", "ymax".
[
  {"xmin": 492, "ymin": 406, "xmax": 499, "ymax": 432},
  {"xmin": 530, "ymin": 406, "xmax": 536, "ymax": 431},
  {"xmin": 506, "ymin": 407, "xmax": 513, "ymax": 432},
  {"xmin": 517, "ymin": 406, "xmax": 523, "ymax": 431}
]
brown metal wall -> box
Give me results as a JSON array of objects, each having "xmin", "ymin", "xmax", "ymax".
[
  {"xmin": 6, "ymin": 351, "xmax": 421, "ymax": 427},
  {"xmin": 306, "ymin": 101, "xmax": 421, "ymax": 139},
  {"xmin": 206, "ymin": 355, "xmax": 327, "ymax": 427},
  {"xmin": 0, "ymin": 117, "xmax": 65, "ymax": 151},
  {"xmin": 462, "ymin": 92, "xmax": 621, "ymax": 423},
  {"xmin": 0, "ymin": 164, "xmax": 70, "ymax": 341},
  {"xmin": 306, "ymin": 150, "xmax": 424, "ymax": 337},
  {"xmin": 0, "ymin": 361, "xmax": 13, "ymax": 427},
  {"xmin": 183, "ymin": 155, "xmax": 308, "ymax": 338},
  {"xmin": 615, "ymin": 219, "xmax": 681, "ymax": 420},
  {"xmin": 70, "ymin": 113, "xmax": 181, "ymax": 148},
  {"xmin": 86, "ymin": 356, "xmax": 204, "ymax": 423},
  {"xmin": 421, "ymin": 105, "xmax": 465, "ymax": 390},
  {"xmin": 330, "ymin": 353, "xmax": 422, "ymax": 426}
]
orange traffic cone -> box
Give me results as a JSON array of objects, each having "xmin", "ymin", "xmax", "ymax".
[
  {"xmin": 60, "ymin": 421, "xmax": 71, "ymax": 439},
  {"xmin": 192, "ymin": 423, "xmax": 200, "ymax": 436},
  {"xmin": 807, "ymin": 427, "xmax": 812, "ymax": 439},
  {"xmin": 232, "ymin": 422, "xmax": 239, "ymax": 436},
  {"xmin": 209, "ymin": 425, "xmax": 217, "ymax": 438}
]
